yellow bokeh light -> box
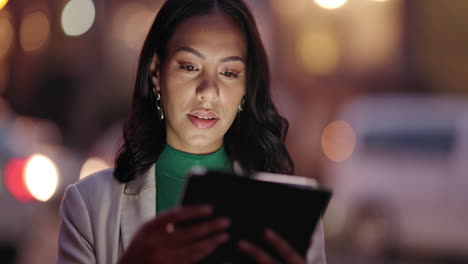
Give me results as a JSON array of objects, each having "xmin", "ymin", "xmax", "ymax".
[
  {"xmin": 342, "ymin": 0, "xmax": 400, "ymax": 73},
  {"xmin": 296, "ymin": 29, "xmax": 340, "ymax": 75},
  {"xmin": 24, "ymin": 154, "xmax": 59, "ymax": 202},
  {"xmin": 314, "ymin": 0, "xmax": 348, "ymax": 9},
  {"xmin": 321, "ymin": 120, "xmax": 356, "ymax": 162},
  {"xmin": 0, "ymin": 0, "xmax": 8, "ymax": 10},
  {"xmin": 20, "ymin": 11, "xmax": 50, "ymax": 52},
  {"xmin": 270, "ymin": 0, "xmax": 310, "ymax": 21},
  {"xmin": 80, "ymin": 157, "xmax": 111, "ymax": 179},
  {"xmin": 61, "ymin": 0, "xmax": 96, "ymax": 36},
  {"xmin": 0, "ymin": 11, "xmax": 14, "ymax": 59}
]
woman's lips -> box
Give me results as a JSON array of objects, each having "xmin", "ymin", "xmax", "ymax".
[
  {"xmin": 187, "ymin": 114, "xmax": 219, "ymax": 129},
  {"xmin": 188, "ymin": 110, "xmax": 219, "ymax": 119}
]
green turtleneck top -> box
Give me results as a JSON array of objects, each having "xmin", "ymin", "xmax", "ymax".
[{"xmin": 155, "ymin": 144, "xmax": 234, "ymax": 214}]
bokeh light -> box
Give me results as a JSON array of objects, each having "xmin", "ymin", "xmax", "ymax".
[
  {"xmin": 80, "ymin": 157, "xmax": 111, "ymax": 179},
  {"xmin": 0, "ymin": 11, "xmax": 14, "ymax": 59},
  {"xmin": 296, "ymin": 28, "xmax": 340, "ymax": 75},
  {"xmin": 321, "ymin": 120, "xmax": 356, "ymax": 162},
  {"xmin": 112, "ymin": 3, "xmax": 154, "ymax": 50},
  {"xmin": 61, "ymin": 0, "xmax": 96, "ymax": 36},
  {"xmin": 342, "ymin": 0, "xmax": 400, "ymax": 73},
  {"xmin": 4, "ymin": 158, "xmax": 34, "ymax": 203},
  {"xmin": 0, "ymin": 0, "xmax": 8, "ymax": 10},
  {"xmin": 7, "ymin": 116, "xmax": 63, "ymax": 152},
  {"xmin": 24, "ymin": 154, "xmax": 59, "ymax": 202},
  {"xmin": 20, "ymin": 10, "xmax": 50, "ymax": 52},
  {"xmin": 314, "ymin": 0, "xmax": 348, "ymax": 9},
  {"xmin": 270, "ymin": 0, "xmax": 309, "ymax": 21}
]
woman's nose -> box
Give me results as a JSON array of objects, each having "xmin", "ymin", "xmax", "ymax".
[{"xmin": 196, "ymin": 75, "xmax": 219, "ymax": 102}]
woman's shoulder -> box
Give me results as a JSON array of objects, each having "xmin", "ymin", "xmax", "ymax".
[
  {"xmin": 68, "ymin": 168, "xmax": 124, "ymax": 203},
  {"xmin": 74, "ymin": 167, "xmax": 120, "ymax": 187},
  {"xmin": 60, "ymin": 168, "xmax": 126, "ymax": 227},
  {"xmin": 58, "ymin": 168, "xmax": 126, "ymax": 263}
]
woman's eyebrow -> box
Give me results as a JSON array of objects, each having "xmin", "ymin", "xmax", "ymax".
[
  {"xmin": 220, "ymin": 56, "xmax": 245, "ymax": 64},
  {"xmin": 176, "ymin": 46, "xmax": 205, "ymax": 59},
  {"xmin": 175, "ymin": 46, "xmax": 245, "ymax": 64}
]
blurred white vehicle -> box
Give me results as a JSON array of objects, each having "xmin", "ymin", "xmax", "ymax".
[{"xmin": 324, "ymin": 95, "xmax": 468, "ymax": 258}]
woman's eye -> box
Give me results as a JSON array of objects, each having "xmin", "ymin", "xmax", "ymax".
[
  {"xmin": 221, "ymin": 71, "xmax": 239, "ymax": 78},
  {"xmin": 178, "ymin": 64, "xmax": 198, "ymax": 71}
]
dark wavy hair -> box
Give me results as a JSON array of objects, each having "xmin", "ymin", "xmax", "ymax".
[{"xmin": 114, "ymin": 0, "xmax": 294, "ymax": 183}]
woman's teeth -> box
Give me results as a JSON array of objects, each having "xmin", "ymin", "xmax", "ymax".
[{"xmin": 196, "ymin": 116, "xmax": 215, "ymax": 120}]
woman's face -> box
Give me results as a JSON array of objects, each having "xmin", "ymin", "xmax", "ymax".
[{"xmin": 153, "ymin": 13, "xmax": 247, "ymax": 154}]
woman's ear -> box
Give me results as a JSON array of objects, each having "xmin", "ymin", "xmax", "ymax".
[{"xmin": 150, "ymin": 55, "xmax": 160, "ymax": 91}]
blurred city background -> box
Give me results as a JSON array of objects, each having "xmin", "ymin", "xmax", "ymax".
[{"xmin": 1, "ymin": 0, "xmax": 468, "ymax": 263}]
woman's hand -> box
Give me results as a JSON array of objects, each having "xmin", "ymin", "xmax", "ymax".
[
  {"xmin": 118, "ymin": 204, "xmax": 230, "ymax": 264},
  {"xmin": 239, "ymin": 229, "xmax": 306, "ymax": 264}
]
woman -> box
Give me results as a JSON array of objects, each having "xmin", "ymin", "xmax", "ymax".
[{"xmin": 57, "ymin": 0, "xmax": 326, "ymax": 263}]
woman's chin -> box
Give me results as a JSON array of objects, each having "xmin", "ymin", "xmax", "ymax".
[{"xmin": 180, "ymin": 135, "xmax": 223, "ymax": 154}]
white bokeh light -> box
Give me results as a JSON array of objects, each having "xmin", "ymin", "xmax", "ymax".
[
  {"xmin": 24, "ymin": 154, "xmax": 59, "ymax": 202},
  {"xmin": 61, "ymin": 0, "xmax": 96, "ymax": 36},
  {"xmin": 314, "ymin": 0, "xmax": 348, "ymax": 9}
]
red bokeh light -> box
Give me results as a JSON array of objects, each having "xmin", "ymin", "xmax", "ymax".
[{"xmin": 4, "ymin": 158, "xmax": 34, "ymax": 202}]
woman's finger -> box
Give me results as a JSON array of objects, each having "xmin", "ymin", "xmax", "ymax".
[
  {"xmin": 172, "ymin": 216, "xmax": 231, "ymax": 244},
  {"xmin": 150, "ymin": 204, "xmax": 213, "ymax": 231},
  {"xmin": 265, "ymin": 229, "xmax": 304, "ymax": 264},
  {"xmin": 238, "ymin": 240, "xmax": 280, "ymax": 264},
  {"xmin": 186, "ymin": 232, "xmax": 230, "ymax": 262}
]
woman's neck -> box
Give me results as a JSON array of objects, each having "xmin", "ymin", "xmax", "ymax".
[{"xmin": 165, "ymin": 138, "xmax": 223, "ymax": 155}]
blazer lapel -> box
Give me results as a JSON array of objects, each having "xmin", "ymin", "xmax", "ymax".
[{"xmin": 120, "ymin": 164, "xmax": 156, "ymax": 250}]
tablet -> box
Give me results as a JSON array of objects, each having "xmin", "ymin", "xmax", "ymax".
[{"xmin": 179, "ymin": 169, "xmax": 332, "ymax": 264}]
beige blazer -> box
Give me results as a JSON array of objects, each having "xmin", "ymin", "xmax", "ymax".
[{"xmin": 57, "ymin": 165, "xmax": 327, "ymax": 264}]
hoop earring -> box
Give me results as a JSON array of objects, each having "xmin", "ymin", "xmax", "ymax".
[
  {"xmin": 238, "ymin": 96, "xmax": 245, "ymax": 112},
  {"xmin": 154, "ymin": 88, "xmax": 164, "ymax": 120}
]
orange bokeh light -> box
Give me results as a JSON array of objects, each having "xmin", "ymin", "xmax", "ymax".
[{"xmin": 321, "ymin": 120, "xmax": 356, "ymax": 162}]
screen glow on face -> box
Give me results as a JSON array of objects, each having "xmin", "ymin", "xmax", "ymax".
[{"xmin": 155, "ymin": 13, "xmax": 246, "ymax": 154}]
